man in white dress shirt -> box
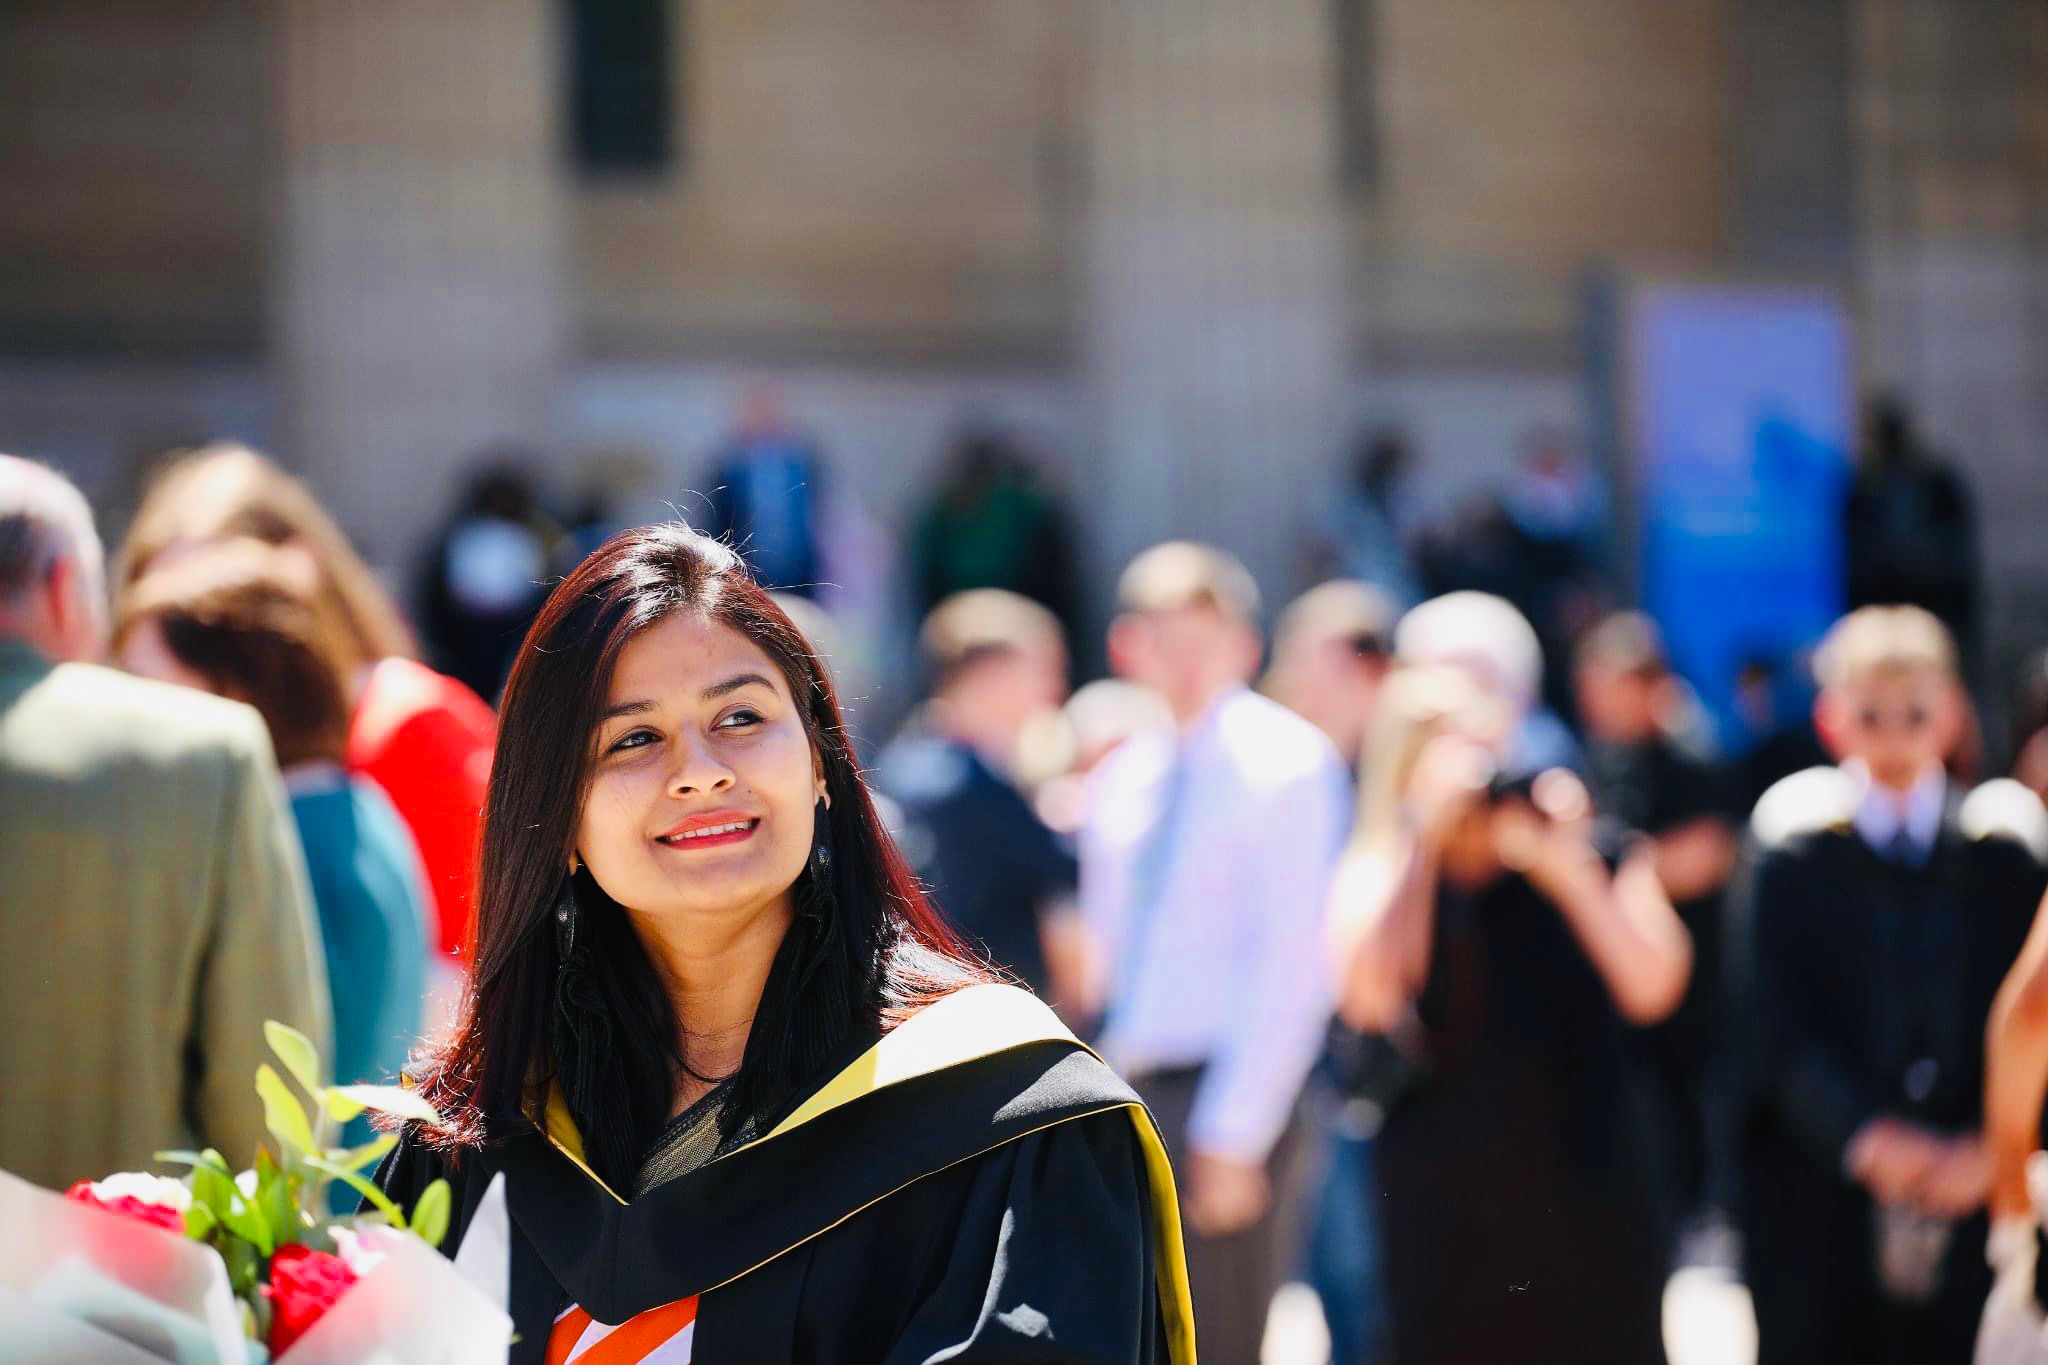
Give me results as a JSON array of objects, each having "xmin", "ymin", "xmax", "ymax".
[{"xmin": 1079, "ymin": 541, "xmax": 1350, "ymax": 1362}]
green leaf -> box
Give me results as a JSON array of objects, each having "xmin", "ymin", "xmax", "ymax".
[
  {"xmin": 183, "ymin": 1202, "xmax": 217, "ymax": 1241},
  {"xmin": 183, "ymin": 1154, "xmax": 270, "ymax": 1254},
  {"xmin": 256, "ymin": 1156, "xmax": 302, "ymax": 1246},
  {"xmin": 225, "ymin": 1238, "xmax": 263, "ymax": 1299},
  {"xmin": 189, "ymin": 1164, "xmax": 237, "ymax": 1222},
  {"xmin": 264, "ymin": 1188, "xmax": 305, "ymax": 1243},
  {"xmin": 217, "ymin": 1190, "xmax": 273, "ymax": 1256},
  {"xmin": 303, "ymin": 1154, "xmax": 404, "ymax": 1224},
  {"xmin": 153, "ymin": 1149, "xmax": 234, "ymax": 1178},
  {"xmin": 256, "ymin": 1064, "xmax": 317, "ymax": 1157},
  {"xmin": 330, "ymin": 1133, "xmax": 398, "ymax": 1173},
  {"xmin": 329, "ymin": 1083, "xmax": 442, "ymax": 1127},
  {"xmin": 408, "ymin": 1178, "xmax": 452, "ymax": 1249},
  {"xmin": 263, "ymin": 1020, "xmax": 325, "ymax": 1099}
]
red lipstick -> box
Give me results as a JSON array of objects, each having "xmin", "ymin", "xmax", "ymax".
[{"xmin": 653, "ymin": 809, "xmax": 761, "ymax": 849}]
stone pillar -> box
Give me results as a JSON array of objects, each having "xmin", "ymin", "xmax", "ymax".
[
  {"xmin": 275, "ymin": 0, "xmax": 566, "ymax": 575},
  {"xmin": 1852, "ymin": 0, "xmax": 2048, "ymax": 693},
  {"xmin": 1728, "ymin": 0, "xmax": 1855, "ymax": 277},
  {"xmin": 1077, "ymin": 0, "xmax": 1352, "ymax": 615}
]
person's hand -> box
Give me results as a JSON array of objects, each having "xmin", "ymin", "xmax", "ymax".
[
  {"xmin": 1849, "ymin": 1119, "xmax": 1949, "ymax": 1205},
  {"xmin": 1649, "ymin": 816, "xmax": 1738, "ymax": 903},
  {"xmin": 1184, "ymin": 1150, "xmax": 1271, "ymax": 1238},
  {"xmin": 1405, "ymin": 734, "xmax": 1491, "ymax": 848},
  {"xmin": 1915, "ymin": 1133, "xmax": 1992, "ymax": 1218},
  {"xmin": 1495, "ymin": 769, "xmax": 1603, "ymax": 899}
]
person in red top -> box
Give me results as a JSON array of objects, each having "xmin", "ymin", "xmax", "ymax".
[
  {"xmin": 347, "ymin": 652, "xmax": 495, "ymax": 955},
  {"xmin": 118, "ymin": 443, "xmax": 494, "ymax": 962}
]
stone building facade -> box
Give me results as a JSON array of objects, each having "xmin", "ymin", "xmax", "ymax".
[{"xmin": 1, "ymin": 0, "xmax": 2043, "ymax": 686}]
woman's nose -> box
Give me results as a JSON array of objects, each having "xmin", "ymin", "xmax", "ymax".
[{"xmin": 667, "ymin": 741, "xmax": 737, "ymax": 796}]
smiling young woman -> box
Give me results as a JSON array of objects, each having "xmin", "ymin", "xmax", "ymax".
[{"xmin": 374, "ymin": 524, "xmax": 1192, "ymax": 1364}]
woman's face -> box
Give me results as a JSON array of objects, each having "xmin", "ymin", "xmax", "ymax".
[{"xmin": 575, "ymin": 611, "xmax": 824, "ymax": 928}]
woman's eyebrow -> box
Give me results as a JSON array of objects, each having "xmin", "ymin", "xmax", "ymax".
[
  {"xmin": 600, "ymin": 699, "xmax": 657, "ymax": 722},
  {"xmin": 702, "ymin": 671, "xmax": 777, "ymax": 701}
]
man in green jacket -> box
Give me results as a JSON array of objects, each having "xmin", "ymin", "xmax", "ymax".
[{"xmin": 0, "ymin": 454, "xmax": 330, "ymax": 1190}]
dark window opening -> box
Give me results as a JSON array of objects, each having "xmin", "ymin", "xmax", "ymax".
[
  {"xmin": 1332, "ymin": 0, "xmax": 1378, "ymax": 196},
  {"xmin": 567, "ymin": 0, "xmax": 676, "ymax": 178}
]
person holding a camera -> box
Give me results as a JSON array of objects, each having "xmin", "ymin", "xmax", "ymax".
[{"xmin": 1328, "ymin": 593, "xmax": 1692, "ymax": 1365}]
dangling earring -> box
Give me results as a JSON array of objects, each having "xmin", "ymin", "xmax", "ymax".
[
  {"xmin": 550, "ymin": 867, "xmax": 611, "ymax": 1127},
  {"xmin": 555, "ymin": 867, "xmax": 579, "ymax": 960},
  {"xmin": 799, "ymin": 798, "xmax": 835, "ymax": 922},
  {"xmin": 779, "ymin": 795, "xmax": 853, "ymax": 1076}
]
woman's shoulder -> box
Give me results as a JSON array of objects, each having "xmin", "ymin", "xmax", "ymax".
[
  {"xmin": 964, "ymin": 1096, "xmax": 1152, "ymax": 1192},
  {"xmin": 753, "ymin": 982, "xmax": 1145, "ymax": 1208},
  {"xmin": 864, "ymin": 1100, "xmax": 1154, "ymax": 1257},
  {"xmin": 815, "ymin": 984, "xmax": 1163, "ymax": 1224},
  {"xmin": 866, "ymin": 980, "xmax": 1135, "ymax": 1109}
]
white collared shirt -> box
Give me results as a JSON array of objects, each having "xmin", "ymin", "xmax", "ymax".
[
  {"xmin": 1845, "ymin": 759, "xmax": 1947, "ymax": 864},
  {"xmin": 1078, "ymin": 687, "xmax": 1350, "ymax": 1164}
]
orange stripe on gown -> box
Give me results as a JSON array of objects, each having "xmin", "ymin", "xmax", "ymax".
[{"xmin": 544, "ymin": 1296, "xmax": 699, "ymax": 1365}]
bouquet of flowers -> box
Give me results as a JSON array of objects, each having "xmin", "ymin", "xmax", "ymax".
[{"xmin": 0, "ymin": 1022, "xmax": 512, "ymax": 1363}]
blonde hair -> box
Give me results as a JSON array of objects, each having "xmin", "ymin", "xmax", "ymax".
[
  {"xmin": 1116, "ymin": 540, "xmax": 1260, "ymax": 623},
  {"xmin": 1263, "ymin": 578, "xmax": 1394, "ymax": 707},
  {"xmin": 1351, "ymin": 663, "xmax": 1506, "ymax": 850},
  {"xmin": 920, "ymin": 588, "xmax": 1065, "ymax": 686},
  {"xmin": 1813, "ymin": 605, "xmax": 1957, "ymax": 692},
  {"xmin": 117, "ymin": 443, "xmax": 416, "ymax": 671}
]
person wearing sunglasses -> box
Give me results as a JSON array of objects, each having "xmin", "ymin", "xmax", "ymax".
[{"xmin": 1731, "ymin": 605, "xmax": 2048, "ymax": 1364}]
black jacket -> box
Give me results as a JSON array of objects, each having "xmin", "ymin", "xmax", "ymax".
[
  {"xmin": 1730, "ymin": 769, "xmax": 2048, "ymax": 1361},
  {"xmin": 1733, "ymin": 771, "xmax": 2047, "ymax": 1163}
]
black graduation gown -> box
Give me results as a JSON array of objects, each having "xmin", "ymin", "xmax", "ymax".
[
  {"xmin": 1729, "ymin": 770, "xmax": 2048, "ymax": 1365},
  {"xmin": 375, "ymin": 983, "xmax": 1197, "ymax": 1364}
]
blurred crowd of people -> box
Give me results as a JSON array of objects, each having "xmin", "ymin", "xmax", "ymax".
[{"xmin": 6, "ymin": 383, "xmax": 2048, "ymax": 1365}]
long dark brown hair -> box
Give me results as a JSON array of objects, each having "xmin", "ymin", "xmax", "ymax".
[{"xmin": 410, "ymin": 523, "xmax": 984, "ymax": 1184}]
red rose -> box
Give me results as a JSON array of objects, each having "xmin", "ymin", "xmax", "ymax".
[
  {"xmin": 263, "ymin": 1244, "xmax": 361, "ymax": 1354},
  {"xmin": 64, "ymin": 1181, "xmax": 188, "ymax": 1235}
]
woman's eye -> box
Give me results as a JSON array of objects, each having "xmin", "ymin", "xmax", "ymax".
[
  {"xmin": 718, "ymin": 708, "xmax": 764, "ymax": 730},
  {"xmin": 608, "ymin": 729, "xmax": 657, "ymax": 754}
]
